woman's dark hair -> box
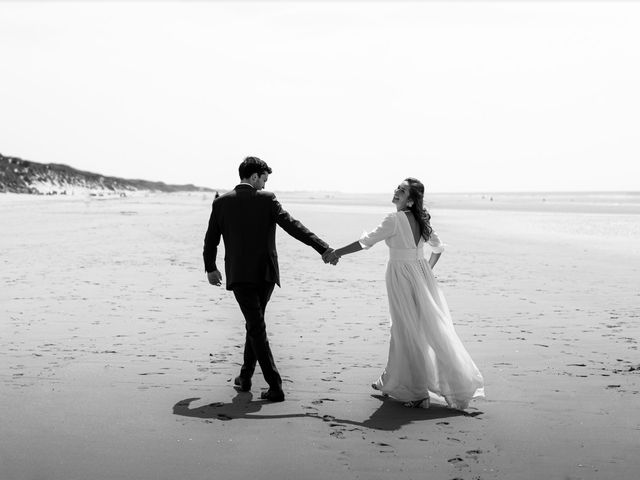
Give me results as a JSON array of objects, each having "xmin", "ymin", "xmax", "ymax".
[
  {"xmin": 238, "ymin": 156, "xmax": 272, "ymax": 179},
  {"xmin": 404, "ymin": 177, "xmax": 433, "ymax": 240}
]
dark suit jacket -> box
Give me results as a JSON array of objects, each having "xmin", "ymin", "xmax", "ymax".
[{"xmin": 203, "ymin": 184, "xmax": 329, "ymax": 290}]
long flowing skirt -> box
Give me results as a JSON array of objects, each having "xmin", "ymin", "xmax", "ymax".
[{"xmin": 373, "ymin": 258, "xmax": 484, "ymax": 409}]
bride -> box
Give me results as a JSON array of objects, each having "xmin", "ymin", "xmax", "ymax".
[{"xmin": 333, "ymin": 178, "xmax": 484, "ymax": 410}]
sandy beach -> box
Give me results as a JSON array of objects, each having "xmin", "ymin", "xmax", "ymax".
[{"xmin": 1, "ymin": 191, "xmax": 639, "ymax": 480}]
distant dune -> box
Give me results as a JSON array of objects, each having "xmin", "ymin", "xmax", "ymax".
[{"xmin": 0, "ymin": 153, "xmax": 214, "ymax": 195}]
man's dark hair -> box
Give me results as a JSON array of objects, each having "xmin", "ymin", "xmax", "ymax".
[{"xmin": 238, "ymin": 156, "xmax": 272, "ymax": 179}]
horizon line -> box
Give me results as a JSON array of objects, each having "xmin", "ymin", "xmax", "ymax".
[{"xmin": 220, "ymin": 188, "xmax": 640, "ymax": 196}]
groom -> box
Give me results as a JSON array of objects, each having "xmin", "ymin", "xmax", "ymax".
[{"xmin": 203, "ymin": 156, "xmax": 338, "ymax": 402}]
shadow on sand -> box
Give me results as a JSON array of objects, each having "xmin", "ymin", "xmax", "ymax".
[{"xmin": 173, "ymin": 391, "xmax": 481, "ymax": 431}]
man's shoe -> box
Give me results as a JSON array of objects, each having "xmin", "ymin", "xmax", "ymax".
[
  {"xmin": 234, "ymin": 376, "xmax": 251, "ymax": 392},
  {"xmin": 260, "ymin": 388, "xmax": 285, "ymax": 402}
]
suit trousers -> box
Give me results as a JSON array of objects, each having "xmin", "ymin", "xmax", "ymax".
[{"xmin": 232, "ymin": 282, "xmax": 281, "ymax": 389}]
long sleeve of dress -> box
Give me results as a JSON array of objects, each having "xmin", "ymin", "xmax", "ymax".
[
  {"xmin": 359, "ymin": 212, "xmax": 398, "ymax": 249},
  {"xmin": 427, "ymin": 230, "xmax": 445, "ymax": 253}
]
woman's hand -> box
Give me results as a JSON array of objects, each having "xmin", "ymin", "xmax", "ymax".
[{"xmin": 322, "ymin": 248, "xmax": 340, "ymax": 265}]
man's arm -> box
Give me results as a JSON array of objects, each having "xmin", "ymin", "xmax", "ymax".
[
  {"xmin": 203, "ymin": 203, "xmax": 222, "ymax": 274},
  {"xmin": 271, "ymin": 195, "xmax": 330, "ymax": 255}
]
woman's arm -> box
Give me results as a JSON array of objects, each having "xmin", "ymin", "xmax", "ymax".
[
  {"xmin": 428, "ymin": 252, "xmax": 441, "ymax": 269},
  {"xmin": 335, "ymin": 241, "xmax": 364, "ymax": 258}
]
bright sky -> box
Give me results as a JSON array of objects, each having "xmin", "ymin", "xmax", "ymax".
[{"xmin": 1, "ymin": 1, "xmax": 639, "ymax": 193}]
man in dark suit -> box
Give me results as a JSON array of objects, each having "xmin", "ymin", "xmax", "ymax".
[{"xmin": 203, "ymin": 157, "xmax": 337, "ymax": 402}]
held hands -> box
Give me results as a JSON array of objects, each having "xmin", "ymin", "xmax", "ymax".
[
  {"xmin": 207, "ymin": 270, "xmax": 223, "ymax": 286},
  {"xmin": 322, "ymin": 248, "xmax": 340, "ymax": 266}
]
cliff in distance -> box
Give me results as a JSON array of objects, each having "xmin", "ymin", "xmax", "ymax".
[{"xmin": 0, "ymin": 153, "xmax": 213, "ymax": 195}]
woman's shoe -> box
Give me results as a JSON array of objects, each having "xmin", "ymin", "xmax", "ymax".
[
  {"xmin": 371, "ymin": 383, "xmax": 389, "ymax": 397},
  {"xmin": 403, "ymin": 397, "xmax": 430, "ymax": 409}
]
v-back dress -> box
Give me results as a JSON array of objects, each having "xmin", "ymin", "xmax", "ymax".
[{"xmin": 360, "ymin": 211, "xmax": 484, "ymax": 409}]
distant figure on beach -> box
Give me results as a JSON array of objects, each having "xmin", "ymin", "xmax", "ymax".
[
  {"xmin": 203, "ymin": 157, "xmax": 338, "ymax": 402},
  {"xmin": 332, "ymin": 178, "xmax": 484, "ymax": 410}
]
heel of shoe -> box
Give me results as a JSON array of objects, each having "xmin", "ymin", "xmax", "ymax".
[
  {"xmin": 371, "ymin": 383, "xmax": 389, "ymax": 397},
  {"xmin": 403, "ymin": 397, "xmax": 430, "ymax": 409}
]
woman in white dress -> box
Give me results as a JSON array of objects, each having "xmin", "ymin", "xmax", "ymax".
[{"xmin": 333, "ymin": 178, "xmax": 484, "ymax": 410}]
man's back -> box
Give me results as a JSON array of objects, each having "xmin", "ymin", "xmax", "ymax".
[
  {"xmin": 205, "ymin": 185, "xmax": 279, "ymax": 289},
  {"xmin": 204, "ymin": 176, "xmax": 330, "ymax": 290}
]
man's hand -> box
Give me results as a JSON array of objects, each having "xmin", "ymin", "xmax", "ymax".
[
  {"xmin": 207, "ymin": 270, "xmax": 223, "ymax": 286},
  {"xmin": 322, "ymin": 248, "xmax": 340, "ymax": 266}
]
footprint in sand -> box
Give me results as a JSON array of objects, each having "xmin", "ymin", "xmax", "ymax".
[
  {"xmin": 372, "ymin": 441, "xmax": 394, "ymax": 453},
  {"xmin": 447, "ymin": 457, "xmax": 468, "ymax": 468},
  {"xmin": 465, "ymin": 449, "xmax": 483, "ymax": 461},
  {"xmin": 311, "ymin": 398, "xmax": 336, "ymax": 405}
]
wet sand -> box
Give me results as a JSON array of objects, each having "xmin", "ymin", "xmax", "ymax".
[{"xmin": 1, "ymin": 192, "xmax": 639, "ymax": 480}]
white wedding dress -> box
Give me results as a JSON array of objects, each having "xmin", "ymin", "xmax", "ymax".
[{"xmin": 360, "ymin": 211, "xmax": 485, "ymax": 410}]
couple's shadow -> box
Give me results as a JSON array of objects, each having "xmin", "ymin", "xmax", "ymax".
[{"xmin": 173, "ymin": 391, "xmax": 480, "ymax": 431}]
